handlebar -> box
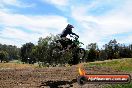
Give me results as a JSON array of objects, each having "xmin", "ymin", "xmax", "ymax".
[
  {"xmin": 70, "ymin": 35, "xmax": 84, "ymax": 45},
  {"xmin": 70, "ymin": 35, "xmax": 79, "ymax": 39}
]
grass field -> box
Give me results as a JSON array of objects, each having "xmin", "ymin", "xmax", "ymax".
[
  {"xmin": 84, "ymin": 58, "xmax": 132, "ymax": 88},
  {"xmin": 85, "ymin": 58, "xmax": 132, "ymax": 72},
  {"xmin": 0, "ymin": 60, "xmax": 35, "ymax": 69}
]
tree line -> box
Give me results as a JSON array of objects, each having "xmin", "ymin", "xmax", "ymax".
[
  {"xmin": 0, "ymin": 44, "xmax": 20, "ymax": 62},
  {"xmin": 0, "ymin": 34, "xmax": 132, "ymax": 65},
  {"xmin": 86, "ymin": 39, "xmax": 132, "ymax": 62}
]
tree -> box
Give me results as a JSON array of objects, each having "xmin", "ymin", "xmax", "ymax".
[
  {"xmin": 86, "ymin": 43, "xmax": 99, "ymax": 62},
  {"xmin": 99, "ymin": 49, "xmax": 108, "ymax": 60},
  {"xmin": 119, "ymin": 44, "xmax": 132, "ymax": 58},
  {"xmin": 104, "ymin": 39, "xmax": 120, "ymax": 59},
  {"xmin": 0, "ymin": 50, "xmax": 9, "ymax": 62},
  {"xmin": 36, "ymin": 35, "xmax": 54, "ymax": 64},
  {"xmin": 20, "ymin": 42, "xmax": 35, "ymax": 64},
  {"xmin": 34, "ymin": 34, "xmax": 74, "ymax": 65},
  {"xmin": 86, "ymin": 43, "xmax": 98, "ymax": 50},
  {"xmin": 0, "ymin": 44, "xmax": 20, "ymax": 60}
]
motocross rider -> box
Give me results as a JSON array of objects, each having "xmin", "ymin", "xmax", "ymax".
[{"xmin": 60, "ymin": 24, "xmax": 79, "ymax": 51}]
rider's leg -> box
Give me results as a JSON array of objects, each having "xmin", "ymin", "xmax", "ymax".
[
  {"xmin": 59, "ymin": 37, "xmax": 72, "ymax": 53},
  {"xmin": 58, "ymin": 37, "xmax": 67, "ymax": 53}
]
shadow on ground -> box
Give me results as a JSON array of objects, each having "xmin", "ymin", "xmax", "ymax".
[{"xmin": 40, "ymin": 79, "xmax": 77, "ymax": 88}]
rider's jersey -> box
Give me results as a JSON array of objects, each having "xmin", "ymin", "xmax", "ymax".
[{"xmin": 60, "ymin": 28, "xmax": 74, "ymax": 38}]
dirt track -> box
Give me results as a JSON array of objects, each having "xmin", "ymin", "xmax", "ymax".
[{"xmin": 0, "ymin": 65, "xmax": 130, "ymax": 88}]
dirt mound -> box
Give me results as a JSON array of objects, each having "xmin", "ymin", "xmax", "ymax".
[{"xmin": 0, "ymin": 64, "xmax": 130, "ymax": 88}]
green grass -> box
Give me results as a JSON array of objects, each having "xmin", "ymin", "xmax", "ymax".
[
  {"xmin": 84, "ymin": 58, "xmax": 132, "ymax": 88},
  {"xmin": 86, "ymin": 58, "xmax": 132, "ymax": 72}
]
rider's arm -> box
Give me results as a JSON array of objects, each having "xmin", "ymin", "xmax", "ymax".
[{"xmin": 71, "ymin": 32, "xmax": 79, "ymax": 38}]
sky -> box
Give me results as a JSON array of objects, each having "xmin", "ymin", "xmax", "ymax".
[{"xmin": 0, "ymin": 0, "xmax": 132, "ymax": 48}]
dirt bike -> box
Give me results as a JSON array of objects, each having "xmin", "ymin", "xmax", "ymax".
[{"xmin": 51, "ymin": 35, "xmax": 86, "ymax": 64}]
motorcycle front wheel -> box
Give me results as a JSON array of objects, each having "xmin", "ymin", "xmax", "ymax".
[{"xmin": 77, "ymin": 48, "xmax": 86, "ymax": 62}]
